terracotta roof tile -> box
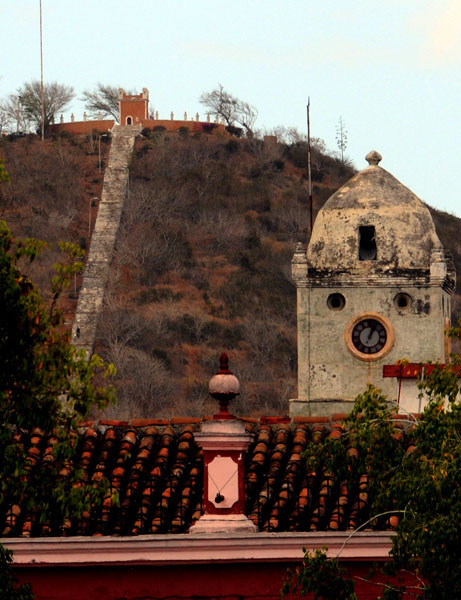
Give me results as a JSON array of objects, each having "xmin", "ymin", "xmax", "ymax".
[{"xmin": 1, "ymin": 417, "xmax": 412, "ymax": 537}]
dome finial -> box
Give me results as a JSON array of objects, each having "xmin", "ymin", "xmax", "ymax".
[
  {"xmin": 209, "ymin": 352, "xmax": 240, "ymax": 419},
  {"xmin": 365, "ymin": 150, "xmax": 382, "ymax": 166}
]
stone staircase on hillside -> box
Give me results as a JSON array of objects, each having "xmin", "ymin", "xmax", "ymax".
[{"xmin": 71, "ymin": 125, "xmax": 141, "ymax": 356}]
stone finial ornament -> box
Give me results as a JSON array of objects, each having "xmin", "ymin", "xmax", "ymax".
[
  {"xmin": 292, "ymin": 241, "xmax": 306, "ymax": 262},
  {"xmin": 209, "ymin": 353, "xmax": 240, "ymax": 419},
  {"xmin": 365, "ymin": 150, "xmax": 382, "ymax": 166},
  {"xmin": 291, "ymin": 242, "xmax": 308, "ymax": 286},
  {"xmin": 190, "ymin": 352, "xmax": 256, "ymax": 533}
]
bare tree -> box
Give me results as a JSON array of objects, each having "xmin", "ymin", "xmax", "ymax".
[
  {"xmin": 335, "ymin": 115, "xmax": 348, "ymax": 163},
  {"xmin": 17, "ymin": 81, "xmax": 74, "ymax": 134},
  {"xmin": 236, "ymin": 100, "xmax": 258, "ymax": 137},
  {"xmin": 0, "ymin": 94, "xmax": 30, "ymax": 133},
  {"xmin": 80, "ymin": 83, "xmax": 120, "ymax": 122},
  {"xmin": 102, "ymin": 342, "xmax": 176, "ymax": 417},
  {"xmin": 270, "ymin": 126, "xmax": 327, "ymax": 152},
  {"xmin": 199, "ymin": 84, "xmax": 258, "ymax": 136},
  {"xmin": 200, "ymin": 84, "xmax": 238, "ymax": 126}
]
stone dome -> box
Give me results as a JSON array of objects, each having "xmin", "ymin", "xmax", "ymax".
[{"xmin": 307, "ymin": 151, "xmax": 441, "ymax": 272}]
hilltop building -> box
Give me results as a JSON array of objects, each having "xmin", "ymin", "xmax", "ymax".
[
  {"xmin": 290, "ymin": 150, "xmax": 456, "ymax": 416},
  {"xmin": 48, "ymin": 87, "xmax": 227, "ymax": 137},
  {"xmin": 119, "ymin": 88, "xmax": 149, "ymax": 125}
]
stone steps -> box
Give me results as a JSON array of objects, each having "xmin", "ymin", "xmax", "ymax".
[{"xmin": 71, "ymin": 125, "xmax": 138, "ymax": 357}]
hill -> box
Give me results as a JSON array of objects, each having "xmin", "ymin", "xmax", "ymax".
[
  {"xmin": 0, "ymin": 132, "xmax": 109, "ymax": 315},
  {"xmin": 93, "ymin": 131, "xmax": 461, "ymax": 418},
  {"xmin": 1, "ymin": 131, "xmax": 459, "ymax": 418}
]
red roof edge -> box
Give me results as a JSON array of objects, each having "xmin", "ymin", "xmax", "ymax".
[
  {"xmin": 131, "ymin": 418, "xmax": 170, "ymax": 427},
  {"xmin": 260, "ymin": 416, "xmax": 291, "ymax": 424},
  {"xmin": 99, "ymin": 419, "xmax": 130, "ymax": 427},
  {"xmin": 332, "ymin": 413, "xmax": 349, "ymax": 422},
  {"xmin": 383, "ymin": 363, "xmax": 461, "ymax": 379},
  {"xmin": 293, "ymin": 416, "xmax": 330, "ymax": 424},
  {"xmin": 75, "ymin": 413, "xmax": 424, "ymax": 431}
]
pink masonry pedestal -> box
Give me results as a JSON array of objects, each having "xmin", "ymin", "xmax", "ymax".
[
  {"xmin": 189, "ymin": 419, "xmax": 257, "ymax": 533},
  {"xmin": 190, "ymin": 352, "xmax": 257, "ymax": 533}
]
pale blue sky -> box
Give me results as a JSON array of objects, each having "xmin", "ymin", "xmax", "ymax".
[{"xmin": 1, "ymin": 0, "xmax": 460, "ymax": 216}]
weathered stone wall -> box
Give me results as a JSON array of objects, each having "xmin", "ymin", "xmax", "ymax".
[
  {"xmin": 71, "ymin": 125, "xmax": 140, "ymax": 356},
  {"xmin": 290, "ymin": 153, "xmax": 455, "ymax": 417},
  {"xmin": 291, "ymin": 280, "xmax": 450, "ymax": 416}
]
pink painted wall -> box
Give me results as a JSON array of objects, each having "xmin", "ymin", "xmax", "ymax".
[
  {"xmin": 48, "ymin": 120, "xmax": 115, "ymax": 135},
  {"xmin": 14, "ymin": 561, "xmax": 416, "ymax": 600}
]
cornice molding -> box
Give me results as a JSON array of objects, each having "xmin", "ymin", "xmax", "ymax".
[{"xmin": 3, "ymin": 531, "xmax": 393, "ymax": 567}]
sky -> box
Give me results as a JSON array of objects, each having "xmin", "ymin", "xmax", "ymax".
[{"xmin": 1, "ymin": 0, "xmax": 460, "ymax": 216}]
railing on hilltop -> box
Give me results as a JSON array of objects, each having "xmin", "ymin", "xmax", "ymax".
[{"xmin": 58, "ymin": 111, "xmax": 225, "ymax": 125}]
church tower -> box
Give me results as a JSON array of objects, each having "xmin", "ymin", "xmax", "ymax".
[{"xmin": 290, "ymin": 151, "xmax": 455, "ymax": 416}]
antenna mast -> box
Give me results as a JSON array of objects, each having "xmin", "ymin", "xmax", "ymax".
[{"xmin": 306, "ymin": 98, "xmax": 313, "ymax": 237}]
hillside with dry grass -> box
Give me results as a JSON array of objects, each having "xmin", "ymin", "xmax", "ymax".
[
  {"xmin": 92, "ymin": 132, "xmax": 461, "ymax": 418},
  {"xmin": 0, "ymin": 132, "xmax": 109, "ymax": 321},
  {"xmin": 1, "ymin": 131, "xmax": 459, "ymax": 418}
]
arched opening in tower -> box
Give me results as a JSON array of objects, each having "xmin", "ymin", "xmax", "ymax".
[{"xmin": 359, "ymin": 225, "xmax": 377, "ymax": 260}]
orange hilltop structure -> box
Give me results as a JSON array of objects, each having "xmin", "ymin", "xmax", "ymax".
[{"xmin": 48, "ymin": 87, "xmax": 228, "ymax": 136}]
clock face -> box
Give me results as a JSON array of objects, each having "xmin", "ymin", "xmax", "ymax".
[{"xmin": 351, "ymin": 318, "xmax": 387, "ymax": 354}]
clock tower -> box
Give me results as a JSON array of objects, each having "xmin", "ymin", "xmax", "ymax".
[{"xmin": 290, "ymin": 151, "xmax": 455, "ymax": 416}]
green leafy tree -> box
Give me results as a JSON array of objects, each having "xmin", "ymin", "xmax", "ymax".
[
  {"xmin": 0, "ymin": 546, "xmax": 31, "ymax": 600},
  {"xmin": 0, "ymin": 216, "xmax": 115, "ymax": 597},
  {"xmin": 283, "ymin": 548, "xmax": 357, "ymax": 599},
  {"xmin": 283, "ymin": 352, "xmax": 461, "ymax": 600}
]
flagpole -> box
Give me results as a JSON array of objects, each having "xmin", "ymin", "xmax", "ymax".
[
  {"xmin": 40, "ymin": 0, "xmax": 45, "ymax": 140},
  {"xmin": 306, "ymin": 98, "xmax": 313, "ymax": 237}
]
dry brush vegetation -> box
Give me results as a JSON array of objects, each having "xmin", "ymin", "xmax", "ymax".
[
  {"xmin": 94, "ymin": 133, "xmax": 356, "ymax": 418},
  {"xmin": 0, "ymin": 132, "xmax": 108, "ymax": 313},
  {"xmin": 1, "ymin": 130, "xmax": 459, "ymax": 419}
]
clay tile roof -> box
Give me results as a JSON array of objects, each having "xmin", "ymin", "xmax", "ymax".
[{"xmin": 1, "ymin": 418, "xmax": 410, "ymax": 537}]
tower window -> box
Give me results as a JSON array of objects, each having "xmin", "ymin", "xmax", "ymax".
[
  {"xmin": 327, "ymin": 293, "xmax": 346, "ymax": 311},
  {"xmin": 359, "ymin": 226, "xmax": 377, "ymax": 261},
  {"xmin": 394, "ymin": 292, "xmax": 412, "ymax": 311}
]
